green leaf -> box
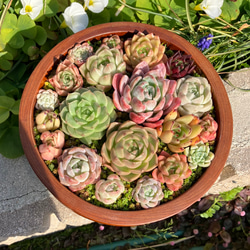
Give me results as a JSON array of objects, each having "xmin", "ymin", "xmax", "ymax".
[
  {"xmin": 154, "ymin": 15, "xmax": 176, "ymax": 29},
  {"xmin": 45, "ymin": 30, "xmax": 58, "ymax": 40},
  {"xmin": 22, "ymin": 39, "xmax": 36, "ymax": 56},
  {"xmin": 6, "ymin": 63, "xmax": 27, "ymax": 82},
  {"xmin": 0, "ymin": 79, "xmax": 19, "ymax": 98},
  {"xmin": 3, "ymin": 45, "xmax": 18, "ymax": 60},
  {"xmin": 42, "ymin": 17, "xmax": 59, "ymax": 31},
  {"xmin": 221, "ymin": 0, "xmax": 243, "ymax": 22},
  {"xmin": 0, "ymin": 13, "xmax": 18, "ymax": 44},
  {"xmin": 219, "ymin": 187, "xmax": 243, "ymax": 201},
  {"xmin": 0, "ymin": 108, "xmax": 9, "ymax": 123},
  {"xmin": 135, "ymin": 0, "xmax": 155, "ymax": 21},
  {"xmin": 44, "ymin": 0, "xmax": 60, "ymax": 17},
  {"xmin": 0, "ymin": 88, "xmax": 6, "ymax": 96},
  {"xmin": 57, "ymin": 0, "xmax": 71, "ymax": 12},
  {"xmin": 88, "ymin": 9, "xmax": 111, "ymax": 26},
  {"xmin": 0, "ymin": 124, "xmax": 24, "ymax": 158},
  {"xmin": 17, "ymin": 14, "xmax": 37, "ymax": 39},
  {"xmin": 0, "ymin": 96, "xmax": 15, "ymax": 123},
  {"xmin": 0, "ymin": 57, "xmax": 12, "ymax": 71},
  {"xmin": 8, "ymin": 32, "xmax": 24, "ymax": 49},
  {"xmin": 10, "ymin": 99, "xmax": 20, "ymax": 115},
  {"xmin": 0, "ymin": 95, "xmax": 15, "ymax": 108},
  {"xmin": 35, "ymin": 26, "xmax": 47, "ymax": 46},
  {"xmin": 244, "ymin": 1, "xmax": 250, "ymax": 16}
]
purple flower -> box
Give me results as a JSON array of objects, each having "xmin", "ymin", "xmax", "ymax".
[{"xmin": 197, "ymin": 34, "xmax": 213, "ymax": 51}]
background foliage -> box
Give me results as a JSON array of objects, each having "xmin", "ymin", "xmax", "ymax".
[{"xmin": 0, "ymin": 0, "xmax": 249, "ymax": 158}]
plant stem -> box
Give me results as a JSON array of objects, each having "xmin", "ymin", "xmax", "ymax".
[
  {"xmin": 199, "ymin": 25, "xmax": 237, "ymax": 40},
  {"xmin": 185, "ymin": 0, "xmax": 194, "ymax": 33},
  {"xmin": 117, "ymin": 0, "xmax": 182, "ymax": 23}
]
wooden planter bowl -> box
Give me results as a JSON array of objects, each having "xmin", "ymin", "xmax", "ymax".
[{"xmin": 19, "ymin": 22, "xmax": 233, "ymax": 226}]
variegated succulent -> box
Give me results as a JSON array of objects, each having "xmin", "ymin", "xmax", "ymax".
[
  {"xmin": 184, "ymin": 141, "xmax": 215, "ymax": 169},
  {"xmin": 67, "ymin": 42, "xmax": 94, "ymax": 66},
  {"xmin": 152, "ymin": 151, "xmax": 192, "ymax": 191},
  {"xmin": 199, "ymin": 114, "xmax": 218, "ymax": 143},
  {"xmin": 123, "ymin": 32, "xmax": 165, "ymax": 71},
  {"xmin": 35, "ymin": 89, "xmax": 59, "ymax": 111},
  {"xmin": 79, "ymin": 45, "xmax": 126, "ymax": 91},
  {"xmin": 159, "ymin": 110, "xmax": 203, "ymax": 153},
  {"xmin": 101, "ymin": 121, "xmax": 159, "ymax": 182},
  {"xmin": 112, "ymin": 61, "xmax": 181, "ymax": 128},
  {"xmin": 35, "ymin": 111, "xmax": 60, "ymax": 133},
  {"xmin": 165, "ymin": 51, "xmax": 196, "ymax": 79},
  {"xmin": 59, "ymin": 87, "xmax": 117, "ymax": 145},
  {"xmin": 174, "ymin": 76, "xmax": 213, "ymax": 117},
  {"xmin": 132, "ymin": 176, "xmax": 164, "ymax": 209},
  {"xmin": 49, "ymin": 59, "xmax": 84, "ymax": 96},
  {"xmin": 58, "ymin": 146, "xmax": 102, "ymax": 192},
  {"xmin": 95, "ymin": 174, "xmax": 125, "ymax": 205}
]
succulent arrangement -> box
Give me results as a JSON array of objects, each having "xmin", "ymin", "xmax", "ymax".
[{"xmin": 33, "ymin": 32, "xmax": 218, "ymax": 211}]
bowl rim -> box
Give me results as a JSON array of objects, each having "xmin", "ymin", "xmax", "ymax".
[{"xmin": 19, "ymin": 22, "xmax": 233, "ymax": 226}]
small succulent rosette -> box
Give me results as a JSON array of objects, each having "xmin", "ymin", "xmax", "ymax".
[
  {"xmin": 102, "ymin": 35, "xmax": 123, "ymax": 50},
  {"xmin": 152, "ymin": 151, "xmax": 192, "ymax": 191},
  {"xmin": 184, "ymin": 141, "xmax": 215, "ymax": 169},
  {"xmin": 49, "ymin": 59, "xmax": 84, "ymax": 96},
  {"xmin": 59, "ymin": 87, "xmax": 117, "ymax": 145},
  {"xmin": 58, "ymin": 146, "xmax": 102, "ymax": 192},
  {"xmin": 38, "ymin": 130, "xmax": 65, "ymax": 161},
  {"xmin": 174, "ymin": 75, "xmax": 213, "ymax": 117},
  {"xmin": 132, "ymin": 176, "xmax": 164, "ymax": 209},
  {"xmin": 35, "ymin": 111, "xmax": 60, "ymax": 133},
  {"xmin": 95, "ymin": 174, "xmax": 125, "ymax": 205},
  {"xmin": 101, "ymin": 121, "xmax": 159, "ymax": 182},
  {"xmin": 80, "ymin": 45, "xmax": 126, "ymax": 92},
  {"xmin": 35, "ymin": 89, "xmax": 59, "ymax": 111},
  {"xmin": 123, "ymin": 32, "xmax": 165, "ymax": 71},
  {"xmin": 67, "ymin": 42, "xmax": 94, "ymax": 66},
  {"xmin": 199, "ymin": 114, "xmax": 218, "ymax": 143},
  {"xmin": 165, "ymin": 51, "xmax": 196, "ymax": 79},
  {"xmin": 159, "ymin": 110, "xmax": 203, "ymax": 153},
  {"xmin": 112, "ymin": 61, "xmax": 181, "ymax": 128}
]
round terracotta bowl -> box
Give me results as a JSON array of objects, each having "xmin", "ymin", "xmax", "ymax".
[{"xmin": 19, "ymin": 22, "xmax": 233, "ymax": 226}]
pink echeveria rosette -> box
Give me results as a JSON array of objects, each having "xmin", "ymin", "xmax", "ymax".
[{"xmin": 57, "ymin": 146, "xmax": 102, "ymax": 192}]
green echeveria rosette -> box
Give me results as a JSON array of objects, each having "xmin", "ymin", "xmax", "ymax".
[
  {"xmin": 59, "ymin": 87, "xmax": 117, "ymax": 145},
  {"xmin": 184, "ymin": 141, "xmax": 215, "ymax": 169},
  {"xmin": 101, "ymin": 121, "xmax": 159, "ymax": 182},
  {"xmin": 132, "ymin": 176, "xmax": 164, "ymax": 209},
  {"xmin": 79, "ymin": 45, "xmax": 126, "ymax": 92}
]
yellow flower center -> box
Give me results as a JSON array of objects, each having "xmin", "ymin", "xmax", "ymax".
[
  {"xmin": 89, "ymin": 0, "xmax": 93, "ymax": 6},
  {"xmin": 25, "ymin": 5, "xmax": 33, "ymax": 13}
]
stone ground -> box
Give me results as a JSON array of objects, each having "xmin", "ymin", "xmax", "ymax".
[{"xmin": 0, "ymin": 68, "xmax": 250, "ymax": 246}]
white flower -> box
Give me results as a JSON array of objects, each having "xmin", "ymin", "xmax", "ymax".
[
  {"xmin": 62, "ymin": 2, "xmax": 89, "ymax": 33},
  {"xmin": 84, "ymin": 0, "xmax": 109, "ymax": 13},
  {"xmin": 20, "ymin": 0, "xmax": 43, "ymax": 20},
  {"xmin": 194, "ymin": 0, "xmax": 224, "ymax": 19}
]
